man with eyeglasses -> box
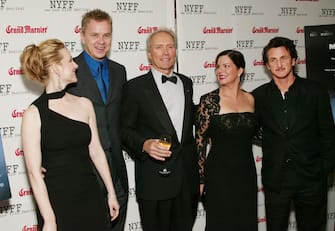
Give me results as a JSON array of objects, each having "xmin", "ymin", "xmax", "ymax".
[{"xmin": 252, "ymin": 36, "xmax": 335, "ymax": 231}]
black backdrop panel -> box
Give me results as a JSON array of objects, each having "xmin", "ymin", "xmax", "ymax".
[{"xmin": 304, "ymin": 24, "xmax": 335, "ymax": 92}]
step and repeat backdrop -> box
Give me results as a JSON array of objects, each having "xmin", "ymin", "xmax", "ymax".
[{"xmin": 0, "ymin": 0, "xmax": 334, "ymax": 230}]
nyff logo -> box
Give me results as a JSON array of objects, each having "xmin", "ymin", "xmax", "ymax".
[
  {"xmin": 0, "ymin": 126, "xmax": 15, "ymax": 137},
  {"xmin": 7, "ymin": 164, "xmax": 19, "ymax": 175},
  {"xmin": 184, "ymin": 4, "xmax": 204, "ymax": 14},
  {"xmin": 242, "ymin": 72, "xmax": 255, "ymax": 81},
  {"xmin": 234, "ymin": 5, "xmax": 252, "ymax": 15},
  {"xmin": 0, "ymin": 83, "xmax": 12, "ymax": 95},
  {"xmin": 236, "ymin": 40, "xmax": 254, "ymax": 49},
  {"xmin": 118, "ymin": 41, "xmax": 140, "ymax": 51},
  {"xmin": 280, "ymin": 7, "xmax": 297, "ymax": 16},
  {"xmin": 0, "ymin": 0, "xmax": 6, "ymax": 9},
  {"xmin": 128, "ymin": 187, "xmax": 136, "ymax": 198},
  {"xmin": 64, "ymin": 41, "xmax": 76, "ymax": 52},
  {"xmin": 185, "ymin": 41, "xmax": 206, "ymax": 50},
  {"xmin": 128, "ymin": 221, "xmax": 142, "ymax": 231},
  {"xmin": 196, "ymin": 207, "xmax": 206, "ymax": 218},
  {"xmin": 0, "ymin": 42, "xmax": 9, "ymax": 53},
  {"xmin": 0, "ymin": 203, "xmax": 22, "ymax": 215},
  {"xmin": 190, "ymin": 75, "xmax": 206, "ymax": 84},
  {"xmin": 49, "ymin": 0, "xmax": 74, "ymax": 9},
  {"xmin": 116, "ymin": 2, "xmax": 139, "ymax": 12},
  {"xmin": 321, "ymin": 8, "xmax": 335, "ymax": 17}
]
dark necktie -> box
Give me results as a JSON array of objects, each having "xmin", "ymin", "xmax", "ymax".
[
  {"xmin": 162, "ymin": 75, "xmax": 177, "ymax": 84},
  {"xmin": 97, "ymin": 62, "xmax": 108, "ymax": 103}
]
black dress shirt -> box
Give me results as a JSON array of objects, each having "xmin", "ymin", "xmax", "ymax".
[{"xmin": 252, "ymin": 76, "xmax": 335, "ymax": 192}]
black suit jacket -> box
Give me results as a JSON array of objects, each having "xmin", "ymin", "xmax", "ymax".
[
  {"xmin": 252, "ymin": 76, "xmax": 335, "ymax": 192},
  {"xmin": 121, "ymin": 71, "xmax": 199, "ymax": 200},
  {"xmin": 67, "ymin": 52, "xmax": 128, "ymax": 192}
]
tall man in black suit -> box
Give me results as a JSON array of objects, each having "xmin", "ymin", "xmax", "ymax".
[
  {"xmin": 121, "ymin": 28, "xmax": 199, "ymax": 231},
  {"xmin": 67, "ymin": 9, "xmax": 128, "ymax": 231},
  {"xmin": 253, "ymin": 36, "xmax": 335, "ymax": 231}
]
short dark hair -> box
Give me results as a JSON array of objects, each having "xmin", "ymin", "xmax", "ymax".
[
  {"xmin": 81, "ymin": 9, "xmax": 112, "ymax": 33},
  {"xmin": 262, "ymin": 36, "xmax": 298, "ymax": 64},
  {"xmin": 215, "ymin": 49, "xmax": 246, "ymax": 81},
  {"xmin": 215, "ymin": 49, "xmax": 245, "ymax": 70}
]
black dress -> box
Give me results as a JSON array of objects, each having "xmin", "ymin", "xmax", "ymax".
[
  {"xmin": 195, "ymin": 89, "xmax": 258, "ymax": 231},
  {"xmin": 33, "ymin": 91, "xmax": 108, "ymax": 231}
]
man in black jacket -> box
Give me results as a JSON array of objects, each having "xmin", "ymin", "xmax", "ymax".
[
  {"xmin": 121, "ymin": 28, "xmax": 199, "ymax": 231},
  {"xmin": 68, "ymin": 9, "xmax": 128, "ymax": 231},
  {"xmin": 253, "ymin": 36, "xmax": 335, "ymax": 231}
]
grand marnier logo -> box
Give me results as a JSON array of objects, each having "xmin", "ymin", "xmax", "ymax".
[
  {"xmin": 252, "ymin": 26, "xmax": 279, "ymax": 34},
  {"xmin": 137, "ymin": 26, "xmax": 158, "ymax": 34},
  {"xmin": 6, "ymin": 25, "xmax": 48, "ymax": 34},
  {"xmin": 22, "ymin": 225, "xmax": 38, "ymax": 231},
  {"xmin": 8, "ymin": 67, "xmax": 23, "ymax": 76},
  {"xmin": 203, "ymin": 26, "xmax": 233, "ymax": 34}
]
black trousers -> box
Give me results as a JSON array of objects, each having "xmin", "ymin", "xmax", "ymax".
[
  {"xmin": 264, "ymin": 179, "xmax": 328, "ymax": 231},
  {"xmin": 138, "ymin": 183, "xmax": 198, "ymax": 231}
]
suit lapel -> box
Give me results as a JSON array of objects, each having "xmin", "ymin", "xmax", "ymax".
[
  {"xmin": 144, "ymin": 72, "xmax": 178, "ymax": 138},
  {"xmin": 75, "ymin": 54, "xmax": 105, "ymax": 105},
  {"xmin": 106, "ymin": 61, "xmax": 114, "ymax": 104},
  {"xmin": 179, "ymin": 76, "xmax": 192, "ymax": 144}
]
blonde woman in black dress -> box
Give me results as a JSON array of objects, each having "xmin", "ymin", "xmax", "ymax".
[{"xmin": 21, "ymin": 39, "xmax": 119, "ymax": 231}]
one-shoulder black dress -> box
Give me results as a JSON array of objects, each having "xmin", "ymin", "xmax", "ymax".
[{"xmin": 33, "ymin": 91, "xmax": 108, "ymax": 231}]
